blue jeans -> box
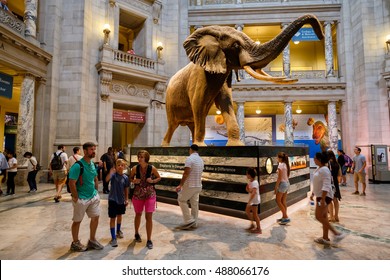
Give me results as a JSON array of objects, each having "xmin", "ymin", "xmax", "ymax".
[{"xmin": 27, "ymin": 170, "xmax": 38, "ymax": 190}]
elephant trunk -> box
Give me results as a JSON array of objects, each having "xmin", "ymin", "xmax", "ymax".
[{"xmin": 245, "ymin": 14, "xmax": 324, "ymax": 68}]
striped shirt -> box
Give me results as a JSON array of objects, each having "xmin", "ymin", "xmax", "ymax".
[{"xmin": 183, "ymin": 152, "xmax": 204, "ymax": 188}]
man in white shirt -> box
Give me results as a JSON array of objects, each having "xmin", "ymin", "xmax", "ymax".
[
  {"xmin": 175, "ymin": 144, "xmax": 204, "ymax": 229},
  {"xmin": 49, "ymin": 145, "xmax": 68, "ymax": 202}
]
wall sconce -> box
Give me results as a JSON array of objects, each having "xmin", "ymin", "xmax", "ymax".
[
  {"xmin": 157, "ymin": 42, "xmax": 164, "ymax": 59},
  {"xmin": 296, "ymin": 106, "xmax": 302, "ymax": 114},
  {"xmin": 293, "ymin": 41, "xmax": 300, "ymax": 45},
  {"xmin": 103, "ymin": 24, "xmax": 111, "ymax": 45},
  {"xmin": 255, "ymin": 108, "xmax": 261, "ymax": 114},
  {"xmin": 216, "ymin": 109, "xmax": 221, "ymax": 115},
  {"xmin": 386, "ymin": 34, "xmax": 390, "ymax": 54}
]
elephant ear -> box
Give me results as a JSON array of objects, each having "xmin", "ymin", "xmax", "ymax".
[{"xmin": 183, "ymin": 33, "xmax": 227, "ymax": 74}]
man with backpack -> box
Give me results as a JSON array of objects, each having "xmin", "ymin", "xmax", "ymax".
[
  {"xmin": 49, "ymin": 145, "xmax": 68, "ymax": 203},
  {"xmin": 68, "ymin": 142, "xmax": 103, "ymax": 252}
]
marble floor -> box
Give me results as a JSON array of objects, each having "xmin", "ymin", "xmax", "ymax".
[{"xmin": 0, "ymin": 175, "xmax": 389, "ymax": 260}]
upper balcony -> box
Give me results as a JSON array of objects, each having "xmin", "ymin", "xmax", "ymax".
[{"xmin": 96, "ymin": 44, "xmax": 168, "ymax": 87}]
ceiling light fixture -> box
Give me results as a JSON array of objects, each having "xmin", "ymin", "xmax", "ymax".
[{"xmin": 296, "ymin": 106, "xmax": 302, "ymax": 114}]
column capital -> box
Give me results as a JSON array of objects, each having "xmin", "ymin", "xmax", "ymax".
[
  {"xmin": 324, "ymin": 21, "xmax": 334, "ymax": 26},
  {"xmin": 235, "ymin": 24, "xmax": 244, "ymax": 31}
]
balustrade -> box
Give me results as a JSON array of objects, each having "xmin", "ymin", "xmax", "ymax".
[
  {"xmin": 112, "ymin": 49, "xmax": 156, "ymax": 70},
  {"xmin": 0, "ymin": 9, "xmax": 25, "ymax": 35}
]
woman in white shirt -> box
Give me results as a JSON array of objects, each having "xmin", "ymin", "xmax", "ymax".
[
  {"xmin": 310, "ymin": 152, "xmax": 345, "ymax": 245},
  {"xmin": 6, "ymin": 151, "xmax": 17, "ymax": 195},
  {"xmin": 275, "ymin": 152, "xmax": 291, "ymax": 225}
]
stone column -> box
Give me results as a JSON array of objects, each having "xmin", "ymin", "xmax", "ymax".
[
  {"xmin": 281, "ymin": 23, "xmax": 291, "ymax": 78},
  {"xmin": 24, "ymin": 0, "xmax": 38, "ymax": 38},
  {"xmin": 33, "ymin": 78, "xmax": 46, "ymax": 163},
  {"xmin": 16, "ymin": 73, "xmax": 35, "ymax": 162},
  {"xmin": 328, "ymin": 100, "xmax": 338, "ymax": 153},
  {"xmin": 236, "ymin": 101, "xmax": 246, "ymax": 144},
  {"xmin": 324, "ymin": 21, "xmax": 334, "ymax": 77},
  {"xmin": 284, "ymin": 101, "xmax": 294, "ymax": 146}
]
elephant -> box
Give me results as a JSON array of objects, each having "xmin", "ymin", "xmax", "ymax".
[{"xmin": 162, "ymin": 14, "xmax": 324, "ymax": 147}]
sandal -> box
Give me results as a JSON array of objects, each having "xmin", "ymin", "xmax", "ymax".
[
  {"xmin": 246, "ymin": 224, "xmax": 255, "ymax": 230},
  {"xmin": 314, "ymin": 237, "xmax": 330, "ymax": 245},
  {"xmin": 250, "ymin": 228, "xmax": 262, "ymax": 234}
]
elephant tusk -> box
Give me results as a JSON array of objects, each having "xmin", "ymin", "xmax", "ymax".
[{"xmin": 243, "ymin": 66, "xmax": 298, "ymax": 84}]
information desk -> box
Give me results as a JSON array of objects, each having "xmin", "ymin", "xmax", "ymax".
[{"xmin": 129, "ymin": 146, "xmax": 310, "ymax": 219}]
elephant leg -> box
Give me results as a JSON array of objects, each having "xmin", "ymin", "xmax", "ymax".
[
  {"xmin": 187, "ymin": 123, "xmax": 196, "ymax": 144},
  {"xmin": 161, "ymin": 123, "xmax": 179, "ymax": 147},
  {"xmin": 215, "ymin": 85, "xmax": 244, "ymax": 146},
  {"xmin": 191, "ymin": 105, "xmax": 209, "ymax": 146}
]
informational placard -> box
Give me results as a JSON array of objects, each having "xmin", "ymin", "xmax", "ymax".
[
  {"xmin": 113, "ymin": 109, "xmax": 145, "ymax": 123},
  {"xmin": 293, "ymin": 28, "xmax": 320, "ymax": 41},
  {"xmin": 0, "ymin": 72, "xmax": 13, "ymax": 99}
]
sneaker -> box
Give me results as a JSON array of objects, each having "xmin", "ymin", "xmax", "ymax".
[
  {"xmin": 352, "ymin": 191, "xmax": 359, "ymax": 195},
  {"xmin": 87, "ymin": 239, "xmax": 104, "ymax": 250},
  {"xmin": 146, "ymin": 240, "xmax": 153, "ymax": 249},
  {"xmin": 314, "ymin": 237, "xmax": 331, "ymax": 245},
  {"xmin": 116, "ymin": 230, "xmax": 124, "ymax": 239},
  {"xmin": 278, "ymin": 218, "xmax": 291, "ymax": 225},
  {"xmin": 176, "ymin": 221, "xmax": 196, "ymax": 230},
  {"xmin": 333, "ymin": 232, "xmax": 347, "ymax": 242},
  {"xmin": 360, "ymin": 192, "xmax": 366, "ymax": 196},
  {"xmin": 190, "ymin": 222, "xmax": 198, "ymax": 229},
  {"xmin": 70, "ymin": 240, "xmax": 88, "ymax": 252},
  {"xmin": 54, "ymin": 196, "xmax": 60, "ymax": 203},
  {"xmin": 276, "ymin": 218, "xmax": 283, "ymax": 223},
  {"xmin": 134, "ymin": 233, "xmax": 142, "ymax": 243},
  {"xmin": 110, "ymin": 238, "xmax": 118, "ymax": 247}
]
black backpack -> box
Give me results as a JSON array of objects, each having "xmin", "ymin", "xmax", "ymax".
[
  {"xmin": 129, "ymin": 164, "xmax": 154, "ymax": 199},
  {"xmin": 66, "ymin": 161, "xmax": 84, "ymax": 193},
  {"xmin": 50, "ymin": 152, "xmax": 63, "ymax": 170}
]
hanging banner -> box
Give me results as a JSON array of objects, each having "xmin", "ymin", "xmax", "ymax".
[
  {"xmin": 0, "ymin": 72, "xmax": 13, "ymax": 99},
  {"xmin": 113, "ymin": 109, "xmax": 145, "ymax": 123},
  {"xmin": 293, "ymin": 28, "xmax": 320, "ymax": 41}
]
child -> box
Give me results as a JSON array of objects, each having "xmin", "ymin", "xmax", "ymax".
[
  {"xmin": 275, "ymin": 152, "xmax": 291, "ymax": 225},
  {"xmin": 106, "ymin": 159, "xmax": 130, "ymax": 247},
  {"xmin": 245, "ymin": 167, "xmax": 262, "ymax": 234}
]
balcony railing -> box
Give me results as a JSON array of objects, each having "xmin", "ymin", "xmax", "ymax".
[
  {"xmin": 0, "ymin": 9, "xmax": 25, "ymax": 35},
  {"xmin": 234, "ymin": 69, "xmax": 338, "ymax": 83},
  {"xmin": 113, "ymin": 49, "xmax": 156, "ymax": 70},
  {"xmin": 189, "ymin": 0, "xmax": 338, "ymax": 6}
]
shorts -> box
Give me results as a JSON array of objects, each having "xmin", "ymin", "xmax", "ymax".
[
  {"xmin": 108, "ymin": 200, "xmax": 126, "ymax": 218},
  {"xmin": 132, "ymin": 197, "xmax": 156, "ymax": 213},
  {"xmin": 353, "ymin": 172, "xmax": 366, "ymax": 183},
  {"xmin": 248, "ymin": 203, "xmax": 261, "ymax": 214},
  {"xmin": 278, "ymin": 181, "xmax": 290, "ymax": 193},
  {"xmin": 316, "ymin": 196, "xmax": 333, "ymax": 205},
  {"xmin": 52, "ymin": 169, "xmax": 67, "ymax": 183},
  {"xmin": 72, "ymin": 194, "xmax": 100, "ymax": 222},
  {"xmin": 341, "ymin": 165, "xmax": 348, "ymax": 175}
]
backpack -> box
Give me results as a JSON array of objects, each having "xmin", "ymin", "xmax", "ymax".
[
  {"xmin": 50, "ymin": 152, "xmax": 63, "ymax": 170},
  {"xmin": 29, "ymin": 159, "xmax": 41, "ymax": 171},
  {"xmin": 129, "ymin": 164, "xmax": 154, "ymax": 199},
  {"xmin": 66, "ymin": 159, "xmax": 84, "ymax": 193},
  {"xmin": 344, "ymin": 154, "xmax": 353, "ymax": 167}
]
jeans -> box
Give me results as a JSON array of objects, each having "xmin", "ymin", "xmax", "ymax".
[
  {"xmin": 6, "ymin": 172, "xmax": 17, "ymax": 194},
  {"xmin": 27, "ymin": 170, "xmax": 38, "ymax": 190}
]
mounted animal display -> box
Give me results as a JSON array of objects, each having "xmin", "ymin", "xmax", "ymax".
[{"xmin": 162, "ymin": 14, "xmax": 324, "ymax": 146}]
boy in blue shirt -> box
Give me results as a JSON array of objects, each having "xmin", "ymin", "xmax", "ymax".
[{"xmin": 106, "ymin": 159, "xmax": 130, "ymax": 247}]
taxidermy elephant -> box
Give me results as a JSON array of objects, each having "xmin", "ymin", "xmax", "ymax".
[{"xmin": 162, "ymin": 14, "xmax": 324, "ymax": 147}]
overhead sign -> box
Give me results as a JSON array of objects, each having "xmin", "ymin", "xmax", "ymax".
[
  {"xmin": 0, "ymin": 72, "xmax": 13, "ymax": 99},
  {"xmin": 113, "ymin": 109, "xmax": 145, "ymax": 123},
  {"xmin": 293, "ymin": 28, "xmax": 320, "ymax": 42}
]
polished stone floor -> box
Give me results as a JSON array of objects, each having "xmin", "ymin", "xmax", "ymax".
[{"xmin": 0, "ymin": 174, "xmax": 389, "ymax": 260}]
